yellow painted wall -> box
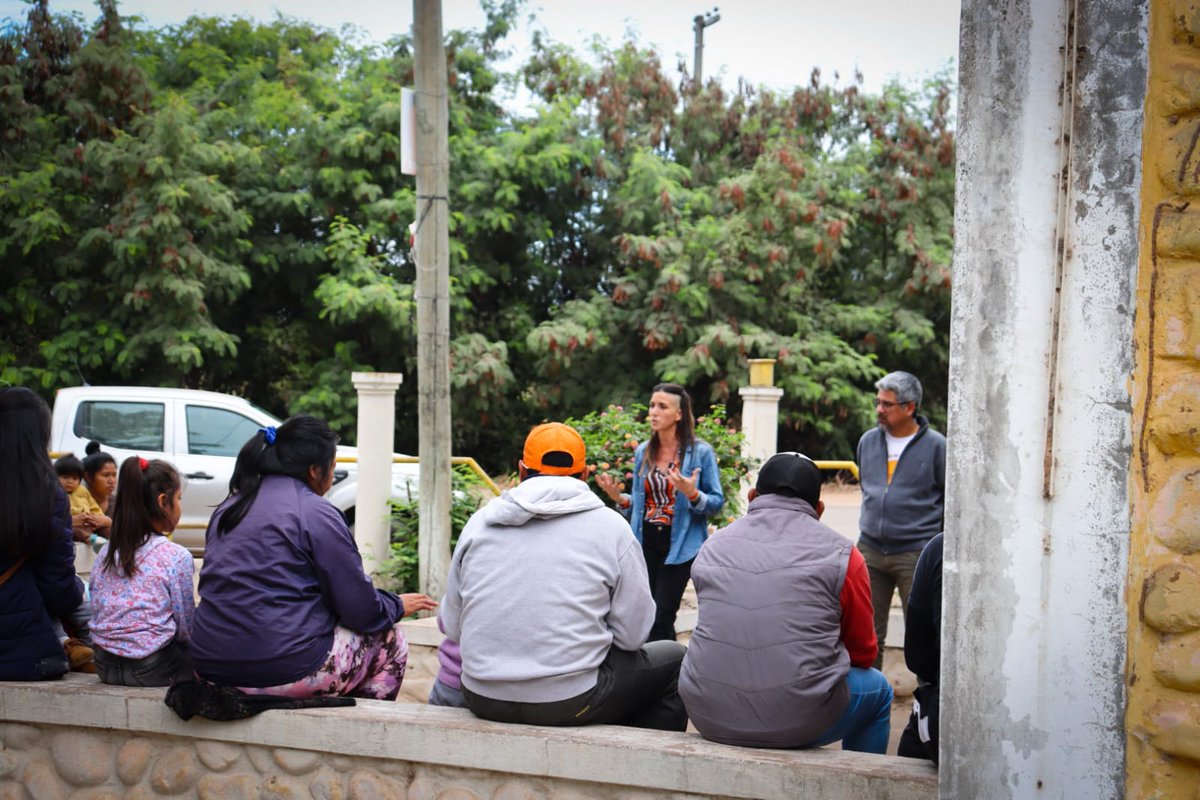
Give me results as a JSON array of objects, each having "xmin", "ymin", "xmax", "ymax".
[{"xmin": 1128, "ymin": 1, "xmax": 1200, "ymax": 797}]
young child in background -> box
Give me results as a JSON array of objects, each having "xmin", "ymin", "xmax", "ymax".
[
  {"xmin": 50, "ymin": 453, "xmax": 97, "ymax": 671},
  {"xmin": 55, "ymin": 454, "xmax": 109, "ymax": 552},
  {"xmin": 90, "ymin": 457, "xmax": 195, "ymax": 686},
  {"xmin": 427, "ymin": 620, "xmax": 467, "ymax": 708}
]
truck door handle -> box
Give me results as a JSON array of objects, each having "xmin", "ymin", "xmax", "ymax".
[{"xmin": 185, "ymin": 472, "xmax": 214, "ymax": 480}]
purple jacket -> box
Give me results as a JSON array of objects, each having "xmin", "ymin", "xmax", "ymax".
[
  {"xmin": 191, "ymin": 475, "xmax": 404, "ymax": 687},
  {"xmin": 436, "ymin": 618, "xmax": 462, "ymax": 690}
]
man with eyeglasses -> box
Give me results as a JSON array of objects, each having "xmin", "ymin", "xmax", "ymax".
[{"xmin": 856, "ymin": 371, "xmax": 946, "ymax": 670}]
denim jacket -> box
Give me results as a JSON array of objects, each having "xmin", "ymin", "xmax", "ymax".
[{"xmin": 622, "ymin": 439, "xmax": 725, "ymax": 565}]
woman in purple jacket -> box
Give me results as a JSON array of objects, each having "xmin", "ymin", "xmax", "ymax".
[
  {"xmin": 0, "ymin": 388, "xmax": 83, "ymax": 681},
  {"xmin": 191, "ymin": 415, "xmax": 435, "ymax": 700}
]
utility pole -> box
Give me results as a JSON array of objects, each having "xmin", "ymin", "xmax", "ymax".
[
  {"xmin": 413, "ymin": 0, "xmax": 451, "ymax": 601},
  {"xmin": 692, "ymin": 7, "xmax": 720, "ymax": 88}
]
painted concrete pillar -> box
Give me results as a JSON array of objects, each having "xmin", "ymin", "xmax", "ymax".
[
  {"xmin": 738, "ymin": 361, "xmax": 783, "ymax": 508},
  {"xmin": 945, "ymin": 0, "xmax": 1146, "ymax": 796},
  {"xmin": 1125, "ymin": 2, "xmax": 1200, "ymax": 796},
  {"xmin": 351, "ymin": 371, "xmax": 403, "ymax": 575}
]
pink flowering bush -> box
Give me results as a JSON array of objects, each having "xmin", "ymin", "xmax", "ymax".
[{"xmin": 565, "ymin": 403, "xmax": 755, "ymax": 524}]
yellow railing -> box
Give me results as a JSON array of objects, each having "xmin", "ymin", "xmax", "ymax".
[
  {"xmin": 336, "ymin": 454, "xmax": 502, "ymax": 496},
  {"xmin": 814, "ymin": 460, "xmax": 859, "ymax": 480}
]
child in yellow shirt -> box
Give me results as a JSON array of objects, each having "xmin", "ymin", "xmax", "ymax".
[{"xmin": 55, "ymin": 454, "xmax": 109, "ymax": 552}]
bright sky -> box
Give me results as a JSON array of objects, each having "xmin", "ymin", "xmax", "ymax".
[{"xmin": 1, "ymin": 0, "xmax": 961, "ymax": 98}]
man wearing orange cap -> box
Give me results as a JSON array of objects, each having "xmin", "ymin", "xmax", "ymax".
[{"xmin": 438, "ymin": 423, "xmax": 688, "ymax": 730}]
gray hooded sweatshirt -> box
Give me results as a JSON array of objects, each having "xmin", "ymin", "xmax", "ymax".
[{"xmin": 439, "ymin": 476, "xmax": 654, "ymax": 703}]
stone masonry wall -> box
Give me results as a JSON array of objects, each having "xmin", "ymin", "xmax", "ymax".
[
  {"xmin": 1127, "ymin": 1, "xmax": 1200, "ymax": 796},
  {"xmin": 0, "ymin": 721, "xmax": 725, "ymax": 800},
  {"xmin": 0, "ymin": 676, "xmax": 937, "ymax": 800}
]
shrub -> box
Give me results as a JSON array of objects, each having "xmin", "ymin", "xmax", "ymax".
[
  {"xmin": 382, "ymin": 465, "xmax": 491, "ymax": 593},
  {"xmin": 564, "ymin": 403, "xmax": 755, "ymax": 525}
]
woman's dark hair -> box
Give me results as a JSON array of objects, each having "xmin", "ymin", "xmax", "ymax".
[
  {"xmin": 0, "ymin": 387, "xmax": 59, "ymax": 559},
  {"xmin": 54, "ymin": 454, "xmax": 85, "ymax": 479},
  {"xmin": 82, "ymin": 441, "xmax": 116, "ymax": 480},
  {"xmin": 216, "ymin": 415, "xmax": 338, "ymax": 536},
  {"xmin": 104, "ymin": 457, "xmax": 182, "ymax": 577},
  {"xmin": 644, "ymin": 382, "xmax": 696, "ymax": 474}
]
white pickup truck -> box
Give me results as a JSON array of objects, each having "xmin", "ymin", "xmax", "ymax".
[{"xmin": 49, "ymin": 386, "xmax": 419, "ymax": 555}]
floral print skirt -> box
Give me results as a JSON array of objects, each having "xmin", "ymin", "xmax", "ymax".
[{"xmin": 238, "ymin": 623, "xmax": 408, "ymax": 701}]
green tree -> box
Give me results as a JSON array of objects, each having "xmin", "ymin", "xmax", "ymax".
[
  {"xmin": 1, "ymin": 0, "xmax": 255, "ymax": 389},
  {"xmin": 1, "ymin": 1, "xmax": 953, "ymax": 472},
  {"xmin": 521, "ymin": 42, "xmax": 955, "ymax": 457}
]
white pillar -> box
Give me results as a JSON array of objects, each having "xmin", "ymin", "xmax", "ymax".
[
  {"xmin": 738, "ymin": 374, "xmax": 783, "ymax": 510},
  {"xmin": 945, "ymin": 0, "xmax": 1145, "ymax": 795},
  {"xmin": 351, "ymin": 372, "xmax": 403, "ymax": 575}
]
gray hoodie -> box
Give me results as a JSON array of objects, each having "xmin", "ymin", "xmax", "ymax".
[{"xmin": 439, "ymin": 476, "xmax": 654, "ymax": 703}]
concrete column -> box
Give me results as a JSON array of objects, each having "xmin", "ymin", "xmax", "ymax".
[
  {"xmin": 351, "ymin": 372, "xmax": 403, "ymax": 575},
  {"xmin": 738, "ymin": 362, "xmax": 783, "ymax": 510},
  {"xmin": 945, "ymin": 0, "xmax": 1146, "ymax": 797},
  {"xmin": 413, "ymin": 0, "xmax": 453, "ymax": 602}
]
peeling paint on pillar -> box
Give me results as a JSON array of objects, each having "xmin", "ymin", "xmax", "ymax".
[
  {"xmin": 946, "ymin": 0, "xmax": 1145, "ymax": 797},
  {"xmin": 1127, "ymin": 1, "xmax": 1200, "ymax": 797}
]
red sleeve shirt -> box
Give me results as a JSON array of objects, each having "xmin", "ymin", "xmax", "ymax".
[{"xmin": 839, "ymin": 546, "xmax": 878, "ymax": 668}]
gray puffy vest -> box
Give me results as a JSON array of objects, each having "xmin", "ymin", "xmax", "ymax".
[{"xmin": 680, "ymin": 493, "xmax": 851, "ymax": 748}]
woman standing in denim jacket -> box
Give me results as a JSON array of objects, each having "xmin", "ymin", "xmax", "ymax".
[{"xmin": 597, "ymin": 383, "xmax": 724, "ymax": 641}]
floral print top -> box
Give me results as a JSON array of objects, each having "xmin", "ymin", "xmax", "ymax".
[{"xmin": 90, "ymin": 535, "xmax": 195, "ymax": 659}]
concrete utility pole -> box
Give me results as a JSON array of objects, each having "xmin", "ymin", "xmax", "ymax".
[
  {"xmin": 692, "ymin": 7, "xmax": 720, "ymax": 87},
  {"xmin": 413, "ymin": 0, "xmax": 452, "ymax": 601}
]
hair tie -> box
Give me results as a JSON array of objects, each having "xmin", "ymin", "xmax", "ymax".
[
  {"xmin": 138, "ymin": 457, "xmax": 148, "ymax": 471},
  {"xmin": 261, "ymin": 426, "xmax": 277, "ymax": 445}
]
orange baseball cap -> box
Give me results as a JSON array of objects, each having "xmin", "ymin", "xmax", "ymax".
[{"xmin": 523, "ymin": 422, "xmax": 587, "ymax": 476}]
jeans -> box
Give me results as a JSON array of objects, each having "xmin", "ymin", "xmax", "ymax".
[
  {"xmin": 642, "ymin": 521, "xmax": 693, "ymax": 641},
  {"xmin": 463, "ymin": 640, "xmax": 688, "ymax": 731},
  {"xmin": 51, "ymin": 579, "xmax": 93, "ymax": 645},
  {"xmin": 95, "ymin": 640, "xmax": 193, "ymax": 687},
  {"xmin": 807, "ymin": 667, "xmax": 893, "ymax": 754},
  {"xmin": 857, "ymin": 541, "xmax": 921, "ymax": 669},
  {"xmin": 428, "ymin": 678, "xmax": 468, "ymax": 708}
]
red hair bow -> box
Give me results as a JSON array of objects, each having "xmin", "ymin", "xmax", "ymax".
[{"xmin": 138, "ymin": 457, "xmax": 149, "ymax": 471}]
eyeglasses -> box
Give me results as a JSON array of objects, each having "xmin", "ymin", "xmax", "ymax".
[{"xmin": 875, "ymin": 399, "xmax": 907, "ymax": 409}]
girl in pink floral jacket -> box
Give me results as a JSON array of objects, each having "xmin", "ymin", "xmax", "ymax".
[{"xmin": 89, "ymin": 457, "xmax": 194, "ymax": 686}]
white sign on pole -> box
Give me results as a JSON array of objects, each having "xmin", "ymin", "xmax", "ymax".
[{"xmin": 400, "ymin": 87, "xmax": 416, "ymax": 176}]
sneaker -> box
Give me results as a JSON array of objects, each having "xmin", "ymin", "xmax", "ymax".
[{"xmin": 64, "ymin": 638, "xmax": 97, "ymax": 673}]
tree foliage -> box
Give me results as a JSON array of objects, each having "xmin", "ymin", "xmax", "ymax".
[{"xmin": 1, "ymin": 0, "xmax": 954, "ymax": 470}]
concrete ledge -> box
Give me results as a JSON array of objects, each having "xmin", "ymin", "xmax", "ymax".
[{"xmin": 0, "ymin": 675, "xmax": 936, "ymax": 799}]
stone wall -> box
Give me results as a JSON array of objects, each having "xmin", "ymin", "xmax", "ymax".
[
  {"xmin": 0, "ymin": 676, "xmax": 936, "ymax": 800},
  {"xmin": 1126, "ymin": 1, "xmax": 1200, "ymax": 797}
]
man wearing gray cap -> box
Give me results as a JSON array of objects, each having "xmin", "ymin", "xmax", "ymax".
[{"xmin": 679, "ymin": 452, "xmax": 891, "ymax": 752}]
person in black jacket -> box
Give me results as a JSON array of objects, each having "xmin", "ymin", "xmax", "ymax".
[
  {"xmin": 897, "ymin": 532, "xmax": 942, "ymax": 763},
  {"xmin": 0, "ymin": 387, "xmax": 83, "ymax": 681}
]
